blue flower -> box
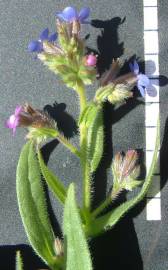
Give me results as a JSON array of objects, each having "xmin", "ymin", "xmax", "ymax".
[
  {"xmin": 129, "ymin": 60, "xmax": 150, "ymax": 97},
  {"xmin": 28, "ymin": 28, "xmax": 57, "ymax": 53},
  {"xmin": 56, "ymin": 6, "xmax": 90, "ymax": 24}
]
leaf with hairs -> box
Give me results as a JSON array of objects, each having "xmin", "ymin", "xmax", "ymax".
[
  {"xmin": 16, "ymin": 142, "xmax": 57, "ymax": 268},
  {"xmin": 87, "ymin": 108, "xmax": 104, "ymax": 172},
  {"xmin": 63, "ymin": 184, "xmax": 93, "ymax": 270},
  {"xmin": 38, "ymin": 150, "xmax": 67, "ymax": 204}
]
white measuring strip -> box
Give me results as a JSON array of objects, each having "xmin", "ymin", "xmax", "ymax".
[{"xmin": 143, "ymin": 0, "xmax": 161, "ymax": 220}]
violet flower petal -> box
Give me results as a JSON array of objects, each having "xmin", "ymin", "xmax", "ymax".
[
  {"xmin": 78, "ymin": 7, "xmax": 90, "ymax": 22},
  {"xmin": 138, "ymin": 74, "xmax": 150, "ymax": 87},
  {"xmin": 129, "ymin": 60, "xmax": 139, "ymax": 75},
  {"xmin": 57, "ymin": 6, "xmax": 78, "ymax": 22},
  {"xmin": 137, "ymin": 81, "xmax": 145, "ymax": 97},
  {"xmin": 40, "ymin": 28, "xmax": 49, "ymax": 41},
  {"xmin": 28, "ymin": 40, "xmax": 42, "ymax": 52},
  {"xmin": 15, "ymin": 105, "xmax": 23, "ymax": 116},
  {"xmin": 133, "ymin": 60, "xmax": 139, "ymax": 75},
  {"xmin": 48, "ymin": 32, "xmax": 58, "ymax": 42}
]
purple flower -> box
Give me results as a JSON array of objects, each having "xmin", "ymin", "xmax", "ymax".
[
  {"xmin": 56, "ymin": 6, "xmax": 90, "ymax": 24},
  {"xmin": 5, "ymin": 104, "xmax": 56, "ymax": 136},
  {"xmin": 5, "ymin": 106, "xmax": 23, "ymax": 135},
  {"xmin": 28, "ymin": 28, "xmax": 57, "ymax": 53},
  {"xmin": 129, "ymin": 60, "xmax": 150, "ymax": 97}
]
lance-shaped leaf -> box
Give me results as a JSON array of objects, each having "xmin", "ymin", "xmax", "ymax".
[
  {"xmin": 38, "ymin": 150, "xmax": 67, "ymax": 204},
  {"xmin": 87, "ymin": 108, "xmax": 104, "ymax": 172},
  {"xmin": 16, "ymin": 142, "xmax": 57, "ymax": 268},
  {"xmin": 63, "ymin": 184, "xmax": 93, "ymax": 270},
  {"xmin": 90, "ymin": 120, "xmax": 160, "ymax": 236},
  {"xmin": 16, "ymin": 251, "xmax": 23, "ymax": 270}
]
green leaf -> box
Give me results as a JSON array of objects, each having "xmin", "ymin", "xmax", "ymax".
[
  {"xmin": 90, "ymin": 120, "xmax": 160, "ymax": 236},
  {"xmin": 16, "ymin": 142, "xmax": 56, "ymax": 268},
  {"xmin": 38, "ymin": 150, "xmax": 67, "ymax": 204},
  {"xmin": 63, "ymin": 184, "xmax": 93, "ymax": 270},
  {"xmin": 16, "ymin": 251, "xmax": 23, "ymax": 270},
  {"xmin": 87, "ymin": 108, "xmax": 104, "ymax": 172},
  {"xmin": 78, "ymin": 102, "xmax": 99, "ymax": 128}
]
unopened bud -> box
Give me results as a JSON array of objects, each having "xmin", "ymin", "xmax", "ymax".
[
  {"xmin": 100, "ymin": 59, "xmax": 121, "ymax": 86},
  {"xmin": 112, "ymin": 150, "xmax": 141, "ymax": 193},
  {"xmin": 95, "ymin": 83, "xmax": 132, "ymax": 105},
  {"xmin": 85, "ymin": 54, "xmax": 97, "ymax": 67},
  {"xmin": 54, "ymin": 237, "xmax": 64, "ymax": 257},
  {"xmin": 107, "ymin": 84, "xmax": 133, "ymax": 104}
]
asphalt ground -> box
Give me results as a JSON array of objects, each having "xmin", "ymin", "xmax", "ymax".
[{"xmin": 0, "ymin": 0, "xmax": 168, "ymax": 269}]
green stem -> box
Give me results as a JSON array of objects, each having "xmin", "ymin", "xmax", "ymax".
[
  {"xmin": 92, "ymin": 196, "xmax": 112, "ymax": 218},
  {"xmin": 91, "ymin": 187, "xmax": 121, "ymax": 218},
  {"xmin": 57, "ymin": 133, "xmax": 81, "ymax": 157},
  {"xmin": 76, "ymin": 82, "xmax": 87, "ymax": 114}
]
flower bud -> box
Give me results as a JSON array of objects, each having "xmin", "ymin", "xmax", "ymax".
[
  {"xmin": 95, "ymin": 83, "xmax": 132, "ymax": 105},
  {"xmin": 112, "ymin": 150, "xmax": 141, "ymax": 194},
  {"xmin": 85, "ymin": 54, "xmax": 97, "ymax": 67},
  {"xmin": 100, "ymin": 59, "xmax": 121, "ymax": 86},
  {"xmin": 6, "ymin": 104, "xmax": 57, "ymax": 142}
]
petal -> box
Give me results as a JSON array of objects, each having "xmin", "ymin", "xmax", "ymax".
[
  {"xmin": 57, "ymin": 6, "xmax": 78, "ymax": 22},
  {"xmin": 129, "ymin": 62, "xmax": 134, "ymax": 72},
  {"xmin": 137, "ymin": 74, "xmax": 150, "ymax": 87},
  {"xmin": 137, "ymin": 82, "xmax": 145, "ymax": 97},
  {"xmin": 78, "ymin": 7, "xmax": 90, "ymax": 22},
  {"xmin": 133, "ymin": 60, "xmax": 139, "ymax": 75},
  {"xmin": 15, "ymin": 105, "xmax": 23, "ymax": 116},
  {"xmin": 28, "ymin": 40, "xmax": 42, "ymax": 52},
  {"xmin": 40, "ymin": 28, "xmax": 49, "ymax": 41},
  {"xmin": 146, "ymin": 85, "xmax": 157, "ymax": 97},
  {"xmin": 6, "ymin": 115, "xmax": 17, "ymax": 128},
  {"xmin": 48, "ymin": 32, "xmax": 58, "ymax": 42}
]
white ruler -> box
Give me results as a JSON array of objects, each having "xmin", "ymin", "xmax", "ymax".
[{"xmin": 143, "ymin": 0, "xmax": 161, "ymax": 220}]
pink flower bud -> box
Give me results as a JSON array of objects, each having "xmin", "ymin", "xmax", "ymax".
[{"xmin": 85, "ymin": 54, "xmax": 97, "ymax": 67}]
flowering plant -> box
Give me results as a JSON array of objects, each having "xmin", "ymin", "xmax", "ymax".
[{"xmin": 6, "ymin": 6, "xmax": 159, "ymax": 270}]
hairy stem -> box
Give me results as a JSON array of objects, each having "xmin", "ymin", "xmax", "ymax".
[
  {"xmin": 91, "ymin": 187, "xmax": 120, "ymax": 218},
  {"xmin": 91, "ymin": 196, "xmax": 112, "ymax": 218},
  {"xmin": 57, "ymin": 133, "xmax": 80, "ymax": 157},
  {"xmin": 76, "ymin": 82, "xmax": 87, "ymax": 115}
]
